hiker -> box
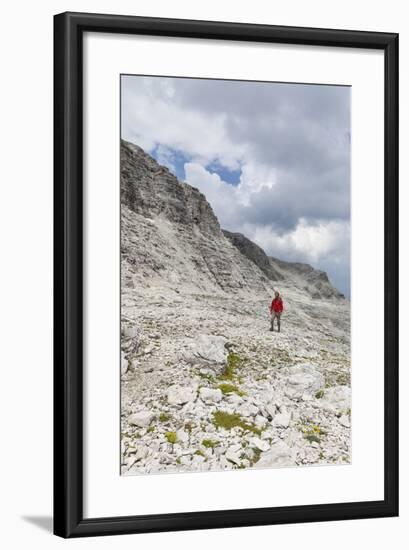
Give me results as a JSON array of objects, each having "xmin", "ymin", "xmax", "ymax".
[{"xmin": 270, "ymin": 291, "xmax": 284, "ymax": 332}]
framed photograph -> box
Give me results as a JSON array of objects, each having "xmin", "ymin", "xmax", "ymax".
[{"xmin": 54, "ymin": 12, "xmax": 398, "ymax": 537}]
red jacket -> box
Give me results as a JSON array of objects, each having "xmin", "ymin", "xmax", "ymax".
[{"xmin": 270, "ymin": 297, "xmax": 284, "ymax": 314}]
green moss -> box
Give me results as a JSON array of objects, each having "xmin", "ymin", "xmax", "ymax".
[
  {"xmin": 194, "ymin": 449, "xmax": 205, "ymax": 458},
  {"xmin": 193, "ymin": 369, "xmax": 216, "ymax": 383},
  {"xmin": 212, "ymin": 411, "xmax": 261, "ymax": 435},
  {"xmin": 300, "ymin": 422, "xmax": 322, "ymax": 444},
  {"xmin": 219, "ymin": 352, "xmax": 242, "ymax": 381},
  {"xmin": 159, "ymin": 412, "xmax": 171, "ymax": 422},
  {"xmin": 315, "ymin": 389, "xmax": 324, "ymax": 399},
  {"xmin": 146, "ymin": 426, "xmax": 155, "ymax": 433},
  {"xmin": 218, "ymin": 383, "xmax": 245, "ymax": 396},
  {"xmin": 201, "ymin": 439, "xmax": 217, "ymax": 449},
  {"xmin": 165, "ymin": 431, "xmax": 177, "ymax": 444}
]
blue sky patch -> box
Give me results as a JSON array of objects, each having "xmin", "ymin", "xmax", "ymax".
[
  {"xmin": 150, "ymin": 145, "xmax": 190, "ymax": 182},
  {"xmin": 206, "ymin": 161, "xmax": 242, "ymax": 186}
]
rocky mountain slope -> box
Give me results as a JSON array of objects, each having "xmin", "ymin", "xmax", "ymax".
[
  {"xmin": 223, "ymin": 229, "xmax": 345, "ymax": 300},
  {"xmin": 120, "ymin": 139, "xmax": 351, "ymax": 476}
]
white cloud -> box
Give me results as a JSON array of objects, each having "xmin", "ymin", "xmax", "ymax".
[
  {"xmin": 241, "ymin": 219, "xmax": 350, "ymax": 266},
  {"xmin": 121, "ymin": 77, "xmax": 246, "ymax": 170}
]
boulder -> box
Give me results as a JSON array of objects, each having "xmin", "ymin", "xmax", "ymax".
[
  {"xmin": 176, "ymin": 429, "xmax": 189, "ymax": 443},
  {"xmin": 338, "ymin": 414, "xmax": 351, "ymax": 428},
  {"xmin": 264, "ymin": 403, "xmax": 277, "ymax": 418},
  {"xmin": 238, "ymin": 403, "xmax": 259, "ymax": 417},
  {"xmin": 167, "ymin": 385, "xmax": 197, "ymax": 405},
  {"xmin": 192, "ymin": 454, "xmax": 206, "ymax": 465},
  {"xmin": 249, "ymin": 437, "xmax": 270, "ymax": 452},
  {"xmin": 122, "ymin": 324, "xmax": 141, "ymax": 352},
  {"xmin": 256, "ymin": 440, "xmax": 296, "ymax": 468},
  {"xmin": 199, "ymin": 387, "xmax": 222, "ymax": 403},
  {"xmin": 272, "ymin": 412, "xmax": 291, "ymax": 428},
  {"xmin": 128, "ymin": 411, "xmax": 154, "ymax": 428},
  {"xmin": 319, "ymin": 386, "xmax": 351, "ymax": 412},
  {"xmin": 122, "ymin": 324, "xmax": 140, "ymax": 340},
  {"xmin": 225, "ymin": 448, "xmax": 242, "ymax": 466},
  {"xmin": 285, "ymin": 364, "xmax": 324, "ymax": 399},
  {"xmin": 184, "ymin": 335, "xmax": 228, "ymax": 370}
]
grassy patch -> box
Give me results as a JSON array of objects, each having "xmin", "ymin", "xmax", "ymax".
[
  {"xmin": 218, "ymin": 383, "xmax": 245, "ymax": 396},
  {"xmin": 165, "ymin": 431, "xmax": 177, "ymax": 444},
  {"xmin": 219, "ymin": 352, "xmax": 242, "ymax": 381},
  {"xmin": 159, "ymin": 412, "xmax": 171, "ymax": 422},
  {"xmin": 212, "ymin": 411, "xmax": 261, "ymax": 435},
  {"xmin": 201, "ymin": 439, "xmax": 217, "ymax": 449},
  {"xmin": 146, "ymin": 426, "xmax": 155, "ymax": 433},
  {"xmin": 194, "ymin": 449, "xmax": 206, "ymax": 458},
  {"xmin": 193, "ymin": 369, "xmax": 216, "ymax": 383},
  {"xmin": 299, "ymin": 423, "xmax": 323, "ymax": 444},
  {"xmin": 315, "ymin": 389, "xmax": 324, "ymax": 399}
]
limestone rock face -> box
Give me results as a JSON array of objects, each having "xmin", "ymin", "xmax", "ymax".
[
  {"xmin": 223, "ymin": 230, "xmax": 283, "ymax": 281},
  {"xmin": 121, "ymin": 139, "xmax": 272, "ymax": 294},
  {"xmin": 269, "ymin": 256, "xmax": 345, "ymax": 300},
  {"xmin": 122, "ymin": 140, "xmax": 221, "ymax": 235}
]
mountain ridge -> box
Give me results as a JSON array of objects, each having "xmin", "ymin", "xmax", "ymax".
[{"xmin": 121, "ymin": 139, "xmax": 343, "ymax": 300}]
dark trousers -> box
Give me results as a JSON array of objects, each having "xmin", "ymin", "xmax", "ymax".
[{"xmin": 271, "ymin": 311, "xmax": 281, "ymax": 331}]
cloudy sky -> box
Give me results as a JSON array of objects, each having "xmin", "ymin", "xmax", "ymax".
[{"xmin": 121, "ymin": 75, "xmax": 351, "ymax": 297}]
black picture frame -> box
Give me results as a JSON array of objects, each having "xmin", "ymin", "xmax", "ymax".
[{"xmin": 54, "ymin": 11, "xmax": 399, "ymax": 538}]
